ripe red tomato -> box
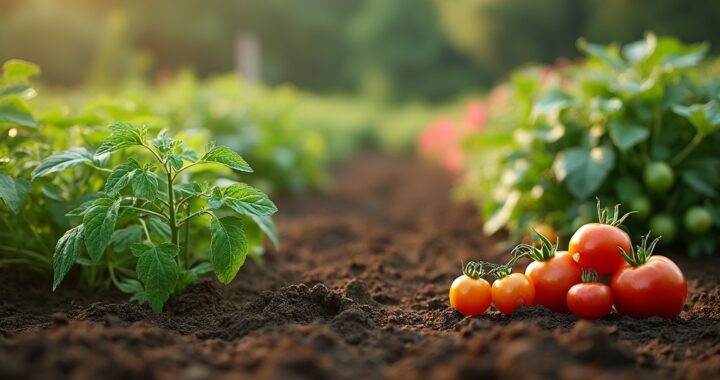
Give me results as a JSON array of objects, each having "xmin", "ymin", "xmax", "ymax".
[
  {"xmin": 491, "ymin": 273, "xmax": 535, "ymax": 315},
  {"xmin": 569, "ymin": 223, "xmax": 630, "ymax": 276},
  {"xmin": 567, "ymin": 280, "xmax": 613, "ymax": 320},
  {"xmin": 611, "ymin": 255, "xmax": 687, "ymax": 318},
  {"xmin": 525, "ymin": 251, "xmax": 581, "ymax": 312},
  {"xmin": 449, "ymin": 274, "xmax": 492, "ymax": 316}
]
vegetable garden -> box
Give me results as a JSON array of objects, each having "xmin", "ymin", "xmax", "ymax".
[{"xmin": 1, "ymin": 24, "xmax": 719, "ymax": 380}]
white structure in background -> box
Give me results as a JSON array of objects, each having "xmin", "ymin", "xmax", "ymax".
[{"xmin": 235, "ymin": 33, "xmax": 261, "ymax": 84}]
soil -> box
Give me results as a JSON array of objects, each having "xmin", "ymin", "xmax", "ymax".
[{"xmin": 0, "ymin": 153, "xmax": 718, "ymax": 380}]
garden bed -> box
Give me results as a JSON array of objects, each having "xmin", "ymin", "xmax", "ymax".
[{"xmin": 0, "ymin": 153, "xmax": 718, "ymax": 380}]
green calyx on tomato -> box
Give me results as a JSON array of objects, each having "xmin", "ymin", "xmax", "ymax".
[
  {"xmin": 595, "ymin": 198, "xmax": 636, "ymax": 227},
  {"xmin": 514, "ymin": 228, "xmax": 557, "ymax": 261},
  {"xmin": 462, "ymin": 261, "xmax": 488, "ymax": 280},
  {"xmin": 618, "ymin": 232, "xmax": 661, "ymax": 267},
  {"xmin": 643, "ymin": 162, "xmax": 675, "ymax": 193},
  {"xmin": 580, "ymin": 269, "xmax": 599, "ymax": 283},
  {"xmin": 684, "ymin": 206, "xmax": 713, "ymax": 234}
]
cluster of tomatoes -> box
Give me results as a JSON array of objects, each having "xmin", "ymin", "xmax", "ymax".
[{"xmin": 449, "ymin": 202, "xmax": 688, "ymax": 319}]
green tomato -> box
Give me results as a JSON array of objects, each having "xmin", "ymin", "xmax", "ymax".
[
  {"xmin": 643, "ymin": 162, "xmax": 675, "ymax": 193},
  {"xmin": 650, "ymin": 214, "xmax": 677, "ymax": 243},
  {"xmin": 629, "ymin": 196, "xmax": 652, "ymax": 219},
  {"xmin": 684, "ymin": 207, "xmax": 713, "ymax": 234}
]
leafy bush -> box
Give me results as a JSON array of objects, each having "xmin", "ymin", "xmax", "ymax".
[{"xmin": 461, "ymin": 34, "xmax": 720, "ymax": 257}]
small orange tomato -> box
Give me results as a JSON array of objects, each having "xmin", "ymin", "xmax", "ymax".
[
  {"xmin": 491, "ymin": 273, "xmax": 535, "ymax": 315},
  {"xmin": 449, "ymin": 274, "xmax": 492, "ymax": 316}
]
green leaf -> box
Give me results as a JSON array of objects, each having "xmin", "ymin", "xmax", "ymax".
[
  {"xmin": 622, "ymin": 33, "xmax": 657, "ymax": 64},
  {"xmin": 104, "ymin": 160, "xmax": 140, "ymax": 196},
  {"xmin": 608, "ymin": 120, "xmax": 650, "ymax": 151},
  {"xmin": 95, "ymin": 122, "xmax": 145, "ymax": 156},
  {"xmin": 553, "ymin": 146, "xmax": 616, "ymax": 199},
  {"xmin": 578, "ymin": 39, "xmax": 628, "ymax": 70},
  {"xmin": 116, "ymin": 278, "xmax": 147, "ymax": 303},
  {"xmin": 146, "ymin": 217, "xmax": 172, "ymax": 242},
  {"xmin": 0, "ymin": 174, "xmax": 30, "ymax": 214},
  {"xmin": 31, "ymin": 148, "xmax": 94, "ymax": 180},
  {"xmin": 0, "ymin": 84, "xmax": 31, "ymax": 98},
  {"xmin": 202, "ymin": 146, "xmax": 253, "ymax": 172},
  {"xmin": 52, "ymin": 224, "xmax": 84, "ymax": 290},
  {"xmin": 210, "ymin": 216, "xmax": 248, "ymax": 284},
  {"xmin": 131, "ymin": 242, "xmax": 179, "ymax": 313},
  {"xmin": 673, "ymin": 101, "xmax": 720, "ymax": 135},
  {"xmin": 83, "ymin": 198, "xmax": 121, "ymax": 262},
  {"xmin": 209, "ymin": 183, "xmax": 278, "ymax": 216},
  {"xmin": 167, "ymin": 154, "xmax": 184, "ymax": 171},
  {"xmin": 132, "ymin": 169, "xmax": 160, "ymax": 200},
  {"xmin": 250, "ymin": 214, "xmax": 280, "ymax": 250},
  {"xmin": 110, "ymin": 225, "xmax": 144, "ymax": 253},
  {"xmin": 66, "ymin": 199, "xmax": 95, "ymax": 217},
  {"xmin": 682, "ymin": 171, "xmax": 718, "ymax": 197},
  {"xmin": 0, "ymin": 98, "xmax": 36, "ymax": 127},
  {"xmin": 2, "ymin": 60, "xmax": 40, "ymax": 82},
  {"xmin": 530, "ymin": 90, "xmax": 574, "ymax": 122}
]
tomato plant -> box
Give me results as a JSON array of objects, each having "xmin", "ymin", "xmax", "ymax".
[
  {"xmin": 566, "ymin": 270, "xmax": 613, "ymax": 320},
  {"xmin": 520, "ymin": 230, "xmax": 581, "ymax": 312},
  {"xmin": 569, "ymin": 201, "xmax": 633, "ymax": 276},
  {"xmin": 34, "ymin": 122, "xmax": 279, "ymax": 312},
  {"xmin": 449, "ymin": 261, "xmax": 492, "ymax": 316},
  {"xmin": 612, "ymin": 234, "xmax": 687, "ymax": 319},
  {"xmin": 460, "ymin": 33, "xmax": 720, "ymax": 257}
]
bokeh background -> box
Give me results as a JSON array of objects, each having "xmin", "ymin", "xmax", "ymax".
[{"xmin": 2, "ymin": 0, "xmax": 719, "ymax": 100}]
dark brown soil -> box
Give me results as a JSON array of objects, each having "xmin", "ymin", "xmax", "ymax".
[{"xmin": 0, "ymin": 153, "xmax": 718, "ymax": 380}]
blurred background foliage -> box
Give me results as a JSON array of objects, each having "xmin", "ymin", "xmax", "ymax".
[{"xmin": 2, "ymin": 0, "xmax": 719, "ymax": 102}]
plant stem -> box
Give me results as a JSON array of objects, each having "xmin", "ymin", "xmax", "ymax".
[
  {"xmin": 183, "ymin": 203, "xmax": 190, "ymax": 269},
  {"xmin": 671, "ymin": 132, "xmax": 704, "ymax": 166},
  {"xmin": 173, "ymin": 161, "xmax": 203, "ymax": 181},
  {"xmin": 177, "ymin": 209, "xmax": 210, "ymax": 226},
  {"xmin": 166, "ymin": 164, "xmax": 179, "ymax": 247},
  {"xmin": 138, "ymin": 218, "xmax": 152, "ymax": 242},
  {"xmin": 121, "ymin": 205, "xmax": 169, "ymax": 221}
]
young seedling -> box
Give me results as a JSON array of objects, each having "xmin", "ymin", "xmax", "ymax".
[{"xmin": 33, "ymin": 122, "xmax": 279, "ymax": 312}]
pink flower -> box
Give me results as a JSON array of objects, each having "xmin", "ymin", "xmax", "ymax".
[
  {"xmin": 417, "ymin": 118, "xmax": 461, "ymax": 161},
  {"xmin": 465, "ymin": 100, "xmax": 488, "ymax": 133}
]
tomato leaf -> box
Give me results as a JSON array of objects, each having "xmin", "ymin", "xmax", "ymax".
[
  {"xmin": 250, "ymin": 214, "xmax": 280, "ymax": 250},
  {"xmin": 110, "ymin": 225, "xmax": 144, "ymax": 253},
  {"xmin": 31, "ymin": 148, "xmax": 94, "ymax": 179},
  {"xmin": 0, "ymin": 98, "xmax": 36, "ymax": 128},
  {"xmin": 202, "ymin": 146, "xmax": 253, "ymax": 172},
  {"xmin": 131, "ymin": 168, "xmax": 160, "ymax": 200},
  {"xmin": 209, "ymin": 183, "xmax": 278, "ymax": 216},
  {"xmin": 104, "ymin": 159, "xmax": 140, "ymax": 196},
  {"xmin": 0, "ymin": 174, "xmax": 30, "ymax": 214},
  {"xmin": 2, "ymin": 59, "xmax": 40, "ymax": 82},
  {"xmin": 131, "ymin": 242, "xmax": 179, "ymax": 313},
  {"xmin": 83, "ymin": 198, "xmax": 121, "ymax": 262},
  {"xmin": 608, "ymin": 120, "xmax": 650, "ymax": 151},
  {"xmin": 553, "ymin": 146, "xmax": 616, "ymax": 199},
  {"xmin": 95, "ymin": 122, "xmax": 145, "ymax": 156},
  {"xmin": 210, "ymin": 216, "xmax": 248, "ymax": 284},
  {"xmin": 52, "ymin": 224, "xmax": 85, "ymax": 290}
]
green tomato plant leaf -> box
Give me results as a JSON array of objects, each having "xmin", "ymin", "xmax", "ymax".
[
  {"xmin": 0, "ymin": 174, "xmax": 30, "ymax": 214},
  {"xmin": 95, "ymin": 122, "xmax": 145, "ymax": 156},
  {"xmin": 210, "ymin": 216, "xmax": 248, "ymax": 285},
  {"xmin": 104, "ymin": 160, "xmax": 141, "ymax": 196},
  {"xmin": 131, "ymin": 242, "xmax": 179, "ymax": 313},
  {"xmin": 31, "ymin": 148, "xmax": 94, "ymax": 179},
  {"xmin": 52, "ymin": 224, "xmax": 85, "ymax": 290},
  {"xmin": 202, "ymin": 146, "xmax": 253, "ymax": 172},
  {"xmin": 83, "ymin": 198, "xmax": 121, "ymax": 262},
  {"xmin": 250, "ymin": 214, "xmax": 280, "ymax": 250},
  {"xmin": 608, "ymin": 120, "xmax": 650, "ymax": 151},
  {"xmin": 132, "ymin": 168, "xmax": 160, "ymax": 200},
  {"xmin": 553, "ymin": 146, "xmax": 616, "ymax": 199},
  {"xmin": 0, "ymin": 98, "xmax": 36, "ymax": 128},
  {"xmin": 209, "ymin": 183, "xmax": 278, "ymax": 216}
]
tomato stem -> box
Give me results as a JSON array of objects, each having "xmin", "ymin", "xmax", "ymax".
[
  {"xmin": 618, "ymin": 232, "xmax": 661, "ymax": 267},
  {"xmin": 580, "ymin": 269, "xmax": 598, "ymax": 283},
  {"xmin": 513, "ymin": 228, "xmax": 557, "ymax": 261},
  {"xmin": 462, "ymin": 261, "xmax": 488, "ymax": 280},
  {"xmin": 596, "ymin": 198, "xmax": 636, "ymax": 227}
]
